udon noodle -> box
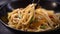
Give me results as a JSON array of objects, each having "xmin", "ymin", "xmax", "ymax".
[{"xmin": 8, "ymin": 4, "xmax": 60, "ymax": 32}]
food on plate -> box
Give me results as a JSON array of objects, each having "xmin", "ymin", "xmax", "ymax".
[{"xmin": 8, "ymin": 4, "xmax": 60, "ymax": 32}]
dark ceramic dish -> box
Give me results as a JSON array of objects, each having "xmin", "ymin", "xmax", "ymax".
[{"xmin": 0, "ymin": 0, "xmax": 60, "ymax": 33}]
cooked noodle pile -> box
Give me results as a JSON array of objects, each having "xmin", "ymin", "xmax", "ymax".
[{"xmin": 8, "ymin": 4, "xmax": 60, "ymax": 32}]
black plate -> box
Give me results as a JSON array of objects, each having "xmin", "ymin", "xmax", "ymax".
[{"xmin": 0, "ymin": 0, "xmax": 60, "ymax": 33}]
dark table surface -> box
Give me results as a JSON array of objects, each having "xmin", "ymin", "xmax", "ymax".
[{"xmin": 0, "ymin": 0, "xmax": 60, "ymax": 34}]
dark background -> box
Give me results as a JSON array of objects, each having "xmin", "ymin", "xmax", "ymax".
[{"xmin": 0, "ymin": 0, "xmax": 60, "ymax": 34}]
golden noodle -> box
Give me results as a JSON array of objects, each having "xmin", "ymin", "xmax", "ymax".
[{"xmin": 8, "ymin": 4, "xmax": 60, "ymax": 32}]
